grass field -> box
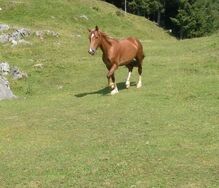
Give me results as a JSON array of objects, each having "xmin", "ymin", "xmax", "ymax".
[{"xmin": 0, "ymin": 0, "xmax": 219, "ymax": 187}]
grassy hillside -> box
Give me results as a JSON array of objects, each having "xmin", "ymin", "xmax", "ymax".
[
  {"xmin": 0, "ymin": 0, "xmax": 172, "ymax": 39},
  {"xmin": 0, "ymin": 0, "xmax": 219, "ymax": 187}
]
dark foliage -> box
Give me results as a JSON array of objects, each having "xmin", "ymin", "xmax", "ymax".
[{"xmin": 103, "ymin": 0, "xmax": 219, "ymax": 39}]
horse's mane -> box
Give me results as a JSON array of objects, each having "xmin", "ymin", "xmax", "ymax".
[{"xmin": 100, "ymin": 31, "xmax": 117, "ymax": 45}]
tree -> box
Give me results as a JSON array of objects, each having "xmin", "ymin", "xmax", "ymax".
[
  {"xmin": 103, "ymin": 0, "xmax": 219, "ymax": 39},
  {"xmin": 170, "ymin": 0, "xmax": 193, "ymax": 39},
  {"xmin": 171, "ymin": 0, "xmax": 218, "ymax": 39},
  {"xmin": 128, "ymin": 0, "xmax": 165, "ymax": 25}
]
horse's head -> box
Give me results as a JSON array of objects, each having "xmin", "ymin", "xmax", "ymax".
[{"xmin": 88, "ymin": 26, "xmax": 101, "ymax": 55}]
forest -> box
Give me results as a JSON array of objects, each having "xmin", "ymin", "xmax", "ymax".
[{"xmin": 104, "ymin": 0, "xmax": 219, "ymax": 39}]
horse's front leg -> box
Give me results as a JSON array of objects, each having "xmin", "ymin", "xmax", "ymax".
[
  {"xmin": 108, "ymin": 76, "xmax": 114, "ymax": 89},
  {"xmin": 107, "ymin": 64, "xmax": 118, "ymax": 95},
  {"xmin": 125, "ymin": 65, "xmax": 133, "ymax": 88}
]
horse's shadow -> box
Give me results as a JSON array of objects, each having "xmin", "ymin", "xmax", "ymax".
[{"xmin": 75, "ymin": 82, "xmax": 136, "ymax": 97}]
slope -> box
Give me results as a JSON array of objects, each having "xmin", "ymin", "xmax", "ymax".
[{"xmin": 0, "ymin": 0, "xmax": 218, "ymax": 187}]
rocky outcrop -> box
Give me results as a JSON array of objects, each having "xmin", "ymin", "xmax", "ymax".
[
  {"xmin": 0, "ymin": 23, "xmax": 59, "ymax": 46},
  {"xmin": 0, "ymin": 24, "xmax": 9, "ymax": 32},
  {"xmin": 0, "ymin": 77, "xmax": 16, "ymax": 100},
  {"xmin": 35, "ymin": 30, "xmax": 59, "ymax": 39},
  {"xmin": 0, "ymin": 62, "xmax": 16, "ymax": 100},
  {"xmin": 0, "ymin": 26, "xmax": 31, "ymax": 46},
  {"xmin": 0, "ymin": 62, "xmax": 28, "ymax": 101}
]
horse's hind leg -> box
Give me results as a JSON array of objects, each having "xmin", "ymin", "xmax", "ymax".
[
  {"xmin": 125, "ymin": 65, "xmax": 133, "ymax": 88},
  {"xmin": 136, "ymin": 56, "xmax": 143, "ymax": 88},
  {"xmin": 137, "ymin": 64, "xmax": 142, "ymax": 88},
  {"xmin": 135, "ymin": 40, "xmax": 144, "ymax": 88}
]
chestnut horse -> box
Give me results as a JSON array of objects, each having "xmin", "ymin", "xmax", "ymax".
[{"xmin": 88, "ymin": 26, "xmax": 144, "ymax": 95}]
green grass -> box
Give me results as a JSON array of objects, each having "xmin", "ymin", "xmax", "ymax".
[{"xmin": 0, "ymin": 0, "xmax": 219, "ymax": 187}]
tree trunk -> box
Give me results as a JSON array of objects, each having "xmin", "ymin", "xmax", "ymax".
[
  {"xmin": 157, "ymin": 10, "xmax": 161, "ymax": 25},
  {"xmin": 180, "ymin": 27, "xmax": 183, "ymax": 40}
]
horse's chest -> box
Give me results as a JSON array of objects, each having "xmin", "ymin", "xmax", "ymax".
[{"xmin": 102, "ymin": 55, "xmax": 115, "ymax": 65}]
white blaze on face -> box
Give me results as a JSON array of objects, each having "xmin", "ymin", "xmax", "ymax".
[{"xmin": 89, "ymin": 33, "xmax": 95, "ymax": 53}]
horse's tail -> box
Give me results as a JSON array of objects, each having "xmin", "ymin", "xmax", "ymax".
[{"xmin": 136, "ymin": 39, "xmax": 145, "ymax": 62}]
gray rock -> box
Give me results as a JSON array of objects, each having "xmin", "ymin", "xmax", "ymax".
[
  {"xmin": 17, "ymin": 39, "xmax": 32, "ymax": 46},
  {"xmin": 33, "ymin": 63, "xmax": 43, "ymax": 69},
  {"xmin": 0, "ymin": 77, "xmax": 16, "ymax": 100},
  {"xmin": 0, "ymin": 62, "xmax": 10, "ymax": 76},
  {"xmin": 45, "ymin": 30, "xmax": 59, "ymax": 37},
  {"xmin": 9, "ymin": 28, "xmax": 31, "ymax": 42},
  {"xmin": 11, "ymin": 39, "xmax": 18, "ymax": 46},
  {"xmin": 35, "ymin": 30, "xmax": 59, "ymax": 39},
  {"xmin": 80, "ymin": 15, "xmax": 89, "ymax": 20},
  {"xmin": 0, "ymin": 24, "xmax": 9, "ymax": 32},
  {"xmin": 0, "ymin": 27, "xmax": 31, "ymax": 45},
  {"xmin": 11, "ymin": 66, "xmax": 28, "ymax": 80},
  {"xmin": 0, "ymin": 34, "xmax": 9, "ymax": 43}
]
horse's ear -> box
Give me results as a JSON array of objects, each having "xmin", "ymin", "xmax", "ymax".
[
  {"xmin": 88, "ymin": 28, "xmax": 91, "ymax": 32},
  {"xmin": 95, "ymin": 26, "xmax": 99, "ymax": 31}
]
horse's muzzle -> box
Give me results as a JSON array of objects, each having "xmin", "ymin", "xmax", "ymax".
[{"xmin": 88, "ymin": 48, "xmax": 96, "ymax": 55}]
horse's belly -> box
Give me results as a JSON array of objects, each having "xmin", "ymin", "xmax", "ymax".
[{"xmin": 119, "ymin": 54, "xmax": 136, "ymax": 65}]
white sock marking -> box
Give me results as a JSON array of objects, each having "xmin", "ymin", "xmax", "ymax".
[
  {"xmin": 111, "ymin": 86, "xmax": 119, "ymax": 95},
  {"xmin": 137, "ymin": 75, "xmax": 142, "ymax": 88},
  {"xmin": 126, "ymin": 71, "xmax": 131, "ymax": 88}
]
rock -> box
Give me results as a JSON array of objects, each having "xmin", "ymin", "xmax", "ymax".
[
  {"xmin": 1, "ymin": 62, "xmax": 28, "ymax": 80},
  {"xmin": 0, "ymin": 24, "xmax": 10, "ymax": 32},
  {"xmin": 0, "ymin": 61, "xmax": 27, "ymax": 101},
  {"xmin": 0, "ymin": 34, "xmax": 9, "ymax": 43},
  {"xmin": 0, "ymin": 27, "xmax": 31, "ymax": 45},
  {"xmin": 0, "ymin": 62, "xmax": 10, "ymax": 76},
  {"xmin": 0, "ymin": 25, "xmax": 58, "ymax": 45},
  {"xmin": 9, "ymin": 28, "xmax": 31, "ymax": 42},
  {"xmin": 17, "ymin": 39, "xmax": 32, "ymax": 45},
  {"xmin": 35, "ymin": 31, "xmax": 44, "ymax": 39},
  {"xmin": 79, "ymin": 15, "xmax": 89, "ymax": 20},
  {"xmin": 11, "ymin": 67, "xmax": 28, "ymax": 80},
  {"xmin": 33, "ymin": 63, "xmax": 43, "ymax": 69},
  {"xmin": 35, "ymin": 30, "xmax": 59, "ymax": 39},
  {"xmin": 11, "ymin": 39, "xmax": 18, "ymax": 46},
  {"xmin": 0, "ymin": 77, "xmax": 16, "ymax": 101},
  {"xmin": 46, "ymin": 30, "xmax": 59, "ymax": 37}
]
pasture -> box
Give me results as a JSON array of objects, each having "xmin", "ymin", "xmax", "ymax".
[{"xmin": 0, "ymin": 0, "xmax": 219, "ymax": 187}]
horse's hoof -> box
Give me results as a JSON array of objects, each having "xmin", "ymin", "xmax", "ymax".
[
  {"xmin": 125, "ymin": 81, "xmax": 130, "ymax": 89},
  {"xmin": 111, "ymin": 87, "xmax": 119, "ymax": 95},
  {"xmin": 137, "ymin": 82, "xmax": 142, "ymax": 88},
  {"xmin": 109, "ymin": 83, "xmax": 115, "ymax": 89}
]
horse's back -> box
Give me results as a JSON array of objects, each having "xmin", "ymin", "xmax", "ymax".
[{"xmin": 121, "ymin": 37, "xmax": 144, "ymax": 59}]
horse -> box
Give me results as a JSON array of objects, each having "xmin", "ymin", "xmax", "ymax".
[{"xmin": 88, "ymin": 26, "xmax": 144, "ymax": 95}]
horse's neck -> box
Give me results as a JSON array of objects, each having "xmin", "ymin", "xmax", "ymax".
[{"xmin": 100, "ymin": 35, "xmax": 114, "ymax": 55}]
